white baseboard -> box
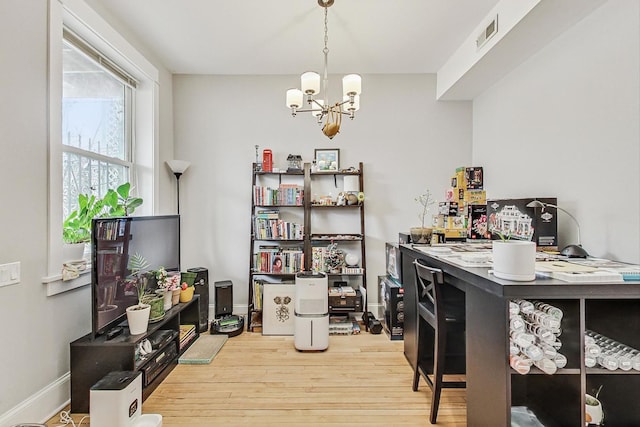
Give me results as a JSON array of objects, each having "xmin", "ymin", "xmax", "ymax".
[{"xmin": 0, "ymin": 373, "xmax": 70, "ymax": 426}]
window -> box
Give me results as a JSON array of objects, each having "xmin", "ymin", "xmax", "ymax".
[
  {"xmin": 46, "ymin": 0, "xmax": 159, "ymax": 292},
  {"xmin": 62, "ymin": 30, "xmax": 136, "ymax": 217}
]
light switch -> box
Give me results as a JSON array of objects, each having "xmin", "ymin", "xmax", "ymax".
[{"xmin": 0, "ymin": 262, "xmax": 20, "ymax": 287}]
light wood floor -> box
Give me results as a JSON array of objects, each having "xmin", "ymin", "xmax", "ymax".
[{"xmin": 47, "ymin": 331, "xmax": 467, "ymax": 426}]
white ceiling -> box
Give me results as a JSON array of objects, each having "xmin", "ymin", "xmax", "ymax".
[{"xmin": 85, "ymin": 0, "xmax": 500, "ymax": 75}]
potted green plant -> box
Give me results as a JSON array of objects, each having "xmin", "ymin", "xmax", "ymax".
[
  {"xmin": 62, "ymin": 193, "xmax": 105, "ymax": 261},
  {"xmin": 124, "ymin": 253, "xmax": 152, "ymax": 335},
  {"xmin": 490, "ymin": 218, "xmax": 536, "ymax": 282},
  {"xmin": 102, "ymin": 182, "xmax": 143, "ymax": 216},
  {"xmin": 62, "ymin": 183, "xmax": 143, "ymax": 262},
  {"xmin": 410, "ymin": 189, "xmax": 435, "ymax": 244}
]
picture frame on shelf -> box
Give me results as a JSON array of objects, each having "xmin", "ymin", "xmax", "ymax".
[{"xmin": 314, "ymin": 148, "xmax": 339, "ymax": 172}]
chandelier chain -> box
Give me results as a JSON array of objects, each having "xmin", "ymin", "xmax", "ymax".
[
  {"xmin": 323, "ymin": 5, "xmax": 329, "ymax": 105},
  {"xmin": 323, "ymin": 6, "xmax": 329, "ymax": 55}
]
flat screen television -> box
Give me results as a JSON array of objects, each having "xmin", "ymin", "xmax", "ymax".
[{"xmin": 91, "ymin": 215, "xmax": 180, "ymax": 338}]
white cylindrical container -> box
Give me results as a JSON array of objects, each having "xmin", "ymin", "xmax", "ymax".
[{"xmin": 492, "ymin": 241, "xmax": 536, "ymax": 281}]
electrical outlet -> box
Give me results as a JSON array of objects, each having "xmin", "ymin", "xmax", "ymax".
[{"xmin": 0, "ymin": 262, "xmax": 20, "ymax": 287}]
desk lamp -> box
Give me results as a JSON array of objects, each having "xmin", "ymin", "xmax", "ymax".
[
  {"xmin": 526, "ymin": 200, "xmax": 588, "ymax": 258},
  {"xmin": 166, "ymin": 160, "xmax": 191, "ymax": 214}
]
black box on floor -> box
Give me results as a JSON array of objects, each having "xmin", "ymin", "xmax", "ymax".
[{"xmin": 379, "ymin": 276, "xmax": 404, "ymax": 340}]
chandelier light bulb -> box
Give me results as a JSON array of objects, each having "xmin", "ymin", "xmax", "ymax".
[
  {"xmin": 286, "ymin": 88, "xmax": 303, "ymax": 109},
  {"xmin": 301, "ymin": 71, "xmax": 320, "ymax": 95},
  {"xmin": 342, "ymin": 74, "xmax": 362, "ymax": 96}
]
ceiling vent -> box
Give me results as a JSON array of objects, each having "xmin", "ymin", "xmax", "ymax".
[{"xmin": 476, "ymin": 15, "xmax": 498, "ymax": 50}]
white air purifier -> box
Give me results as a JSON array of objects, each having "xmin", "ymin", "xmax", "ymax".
[
  {"xmin": 90, "ymin": 371, "xmax": 162, "ymax": 427},
  {"xmin": 294, "ymin": 272, "xmax": 329, "ymax": 351}
]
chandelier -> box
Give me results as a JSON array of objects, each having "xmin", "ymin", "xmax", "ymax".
[{"xmin": 285, "ymin": 0, "xmax": 362, "ymax": 140}]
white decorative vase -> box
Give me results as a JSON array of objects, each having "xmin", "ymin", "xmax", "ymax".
[
  {"xmin": 492, "ymin": 240, "xmax": 536, "ymax": 281},
  {"xmin": 126, "ymin": 304, "xmax": 150, "ymax": 335}
]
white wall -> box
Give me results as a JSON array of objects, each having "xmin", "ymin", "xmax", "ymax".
[
  {"xmin": 173, "ymin": 74, "xmax": 472, "ymax": 311},
  {"xmin": 473, "ymin": 0, "xmax": 639, "ymax": 263},
  {"xmin": 0, "ymin": 0, "xmax": 175, "ymax": 423}
]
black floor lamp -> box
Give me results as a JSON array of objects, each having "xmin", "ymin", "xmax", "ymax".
[{"xmin": 166, "ymin": 160, "xmax": 191, "ymax": 214}]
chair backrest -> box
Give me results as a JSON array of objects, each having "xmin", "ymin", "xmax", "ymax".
[{"xmin": 413, "ymin": 259, "xmax": 446, "ymax": 324}]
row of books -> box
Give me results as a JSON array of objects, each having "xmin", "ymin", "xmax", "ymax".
[
  {"xmin": 179, "ymin": 324, "xmax": 196, "ymax": 351},
  {"xmin": 254, "ymin": 218, "xmax": 304, "ymax": 240},
  {"xmin": 253, "ymin": 249, "xmax": 304, "ymax": 274},
  {"xmin": 254, "ymin": 184, "xmax": 304, "ymax": 206},
  {"xmin": 96, "ymin": 219, "xmax": 127, "ymax": 240},
  {"xmin": 252, "ymin": 280, "xmax": 264, "ymax": 310}
]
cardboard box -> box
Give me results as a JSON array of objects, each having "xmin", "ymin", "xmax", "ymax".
[
  {"xmin": 455, "ymin": 167, "xmax": 466, "ymax": 192},
  {"xmin": 464, "ymin": 189, "xmax": 487, "ymax": 205},
  {"xmin": 438, "ymin": 201, "xmax": 459, "ymax": 216},
  {"xmin": 385, "ymin": 242, "xmax": 402, "ymax": 283},
  {"xmin": 487, "ymin": 197, "xmax": 558, "ymax": 248},
  {"xmin": 468, "ymin": 204, "xmax": 491, "ymax": 240},
  {"xmin": 465, "ymin": 167, "xmax": 484, "ymax": 190},
  {"xmin": 380, "ymin": 276, "xmax": 404, "ymax": 340}
]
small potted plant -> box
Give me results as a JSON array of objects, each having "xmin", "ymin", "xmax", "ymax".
[
  {"xmin": 489, "ymin": 215, "xmax": 536, "ymax": 281},
  {"xmin": 62, "ymin": 183, "xmax": 143, "ymax": 262},
  {"xmin": 155, "ymin": 267, "xmax": 180, "ymax": 310},
  {"xmin": 179, "ymin": 281, "xmax": 195, "ymax": 303},
  {"xmin": 124, "ymin": 253, "xmax": 152, "ymax": 335},
  {"xmin": 410, "ymin": 189, "xmax": 435, "ymax": 244},
  {"xmin": 62, "ymin": 193, "xmax": 105, "ymax": 261},
  {"xmin": 179, "ymin": 271, "xmax": 197, "ymax": 303}
]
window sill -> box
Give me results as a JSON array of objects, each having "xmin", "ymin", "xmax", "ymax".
[{"xmin": 42, "ymin": 267, "xmax": 91, "ymax": 296}]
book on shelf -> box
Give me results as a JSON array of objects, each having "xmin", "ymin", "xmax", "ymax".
[
  {"xmin": 253, "ymin": 184, "xmax": 304, "ymax": 206},
  {"xmin": 96, "ymin": 219, "xmax": 128, "ymax": 240},
  {"xmin": 254, "ymin": 217, "xmax": 304, "ymax": 240},
  {"xmin": 179, "ymin": 324, "xmax": 196, "ymax": 349},
  {"xmin": 253, "ymin": 248, "xmax": 304, "ymax": 273},
  {"xmin": 252, "ymin": 280, "xmax": 264, "ymax": 310}
]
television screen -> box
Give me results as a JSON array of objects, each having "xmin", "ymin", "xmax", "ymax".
[{"xmin": 91, "ymin": 215, "xmax": 180, "ymax": 338}]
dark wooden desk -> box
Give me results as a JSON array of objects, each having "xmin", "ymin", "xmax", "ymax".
[{"xmin": 400, "ymin": 244, "xmax": 640, "ymax": 427}]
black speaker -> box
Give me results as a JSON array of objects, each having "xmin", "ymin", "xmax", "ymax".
[
  {"xmin": 214, "ymin": 280, "xmax": 233, "ymax": 318},
  {"xmin": 187, "ymin": 267, "xmax": 210, "ymax": 333}
]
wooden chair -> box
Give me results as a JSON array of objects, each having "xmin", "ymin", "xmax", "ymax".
[{"xmin": 412, "ymin": 259, "xmax": 466, "ymax": 424}]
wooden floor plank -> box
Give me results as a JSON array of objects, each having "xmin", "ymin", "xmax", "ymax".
[{"xmin": 46, "ymin": 331, "xmax": 467, "ymax": 426}]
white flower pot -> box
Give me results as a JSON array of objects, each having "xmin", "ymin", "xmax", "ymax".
[
  {"xmin": 162, "ymin": 290, "xmax": 173, "ymax": 311},
  {"xmin": 492, "ymin": 240, "xmax": 536, "ymax": 281},
  {"xmin": 126, "ymin": 304, "xmax": 150, "ymax": 335},
  {"xmin": 62, "ymin": 242, "xmax": 86, "ymax": 262}
]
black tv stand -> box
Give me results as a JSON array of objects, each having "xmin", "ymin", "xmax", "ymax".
[{"xmin": 70, "ymin": 296, "xmax": 200, "ymax": 413}]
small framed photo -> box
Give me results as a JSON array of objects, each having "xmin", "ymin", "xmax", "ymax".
[{"xmin": 314, "ymin": 149, "xmax": 340, "ymax": 172}]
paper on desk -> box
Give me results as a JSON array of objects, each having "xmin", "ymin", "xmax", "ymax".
[{"xmin": 535, "ymin": 261, "xmax": 599, "ymax": 273}]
